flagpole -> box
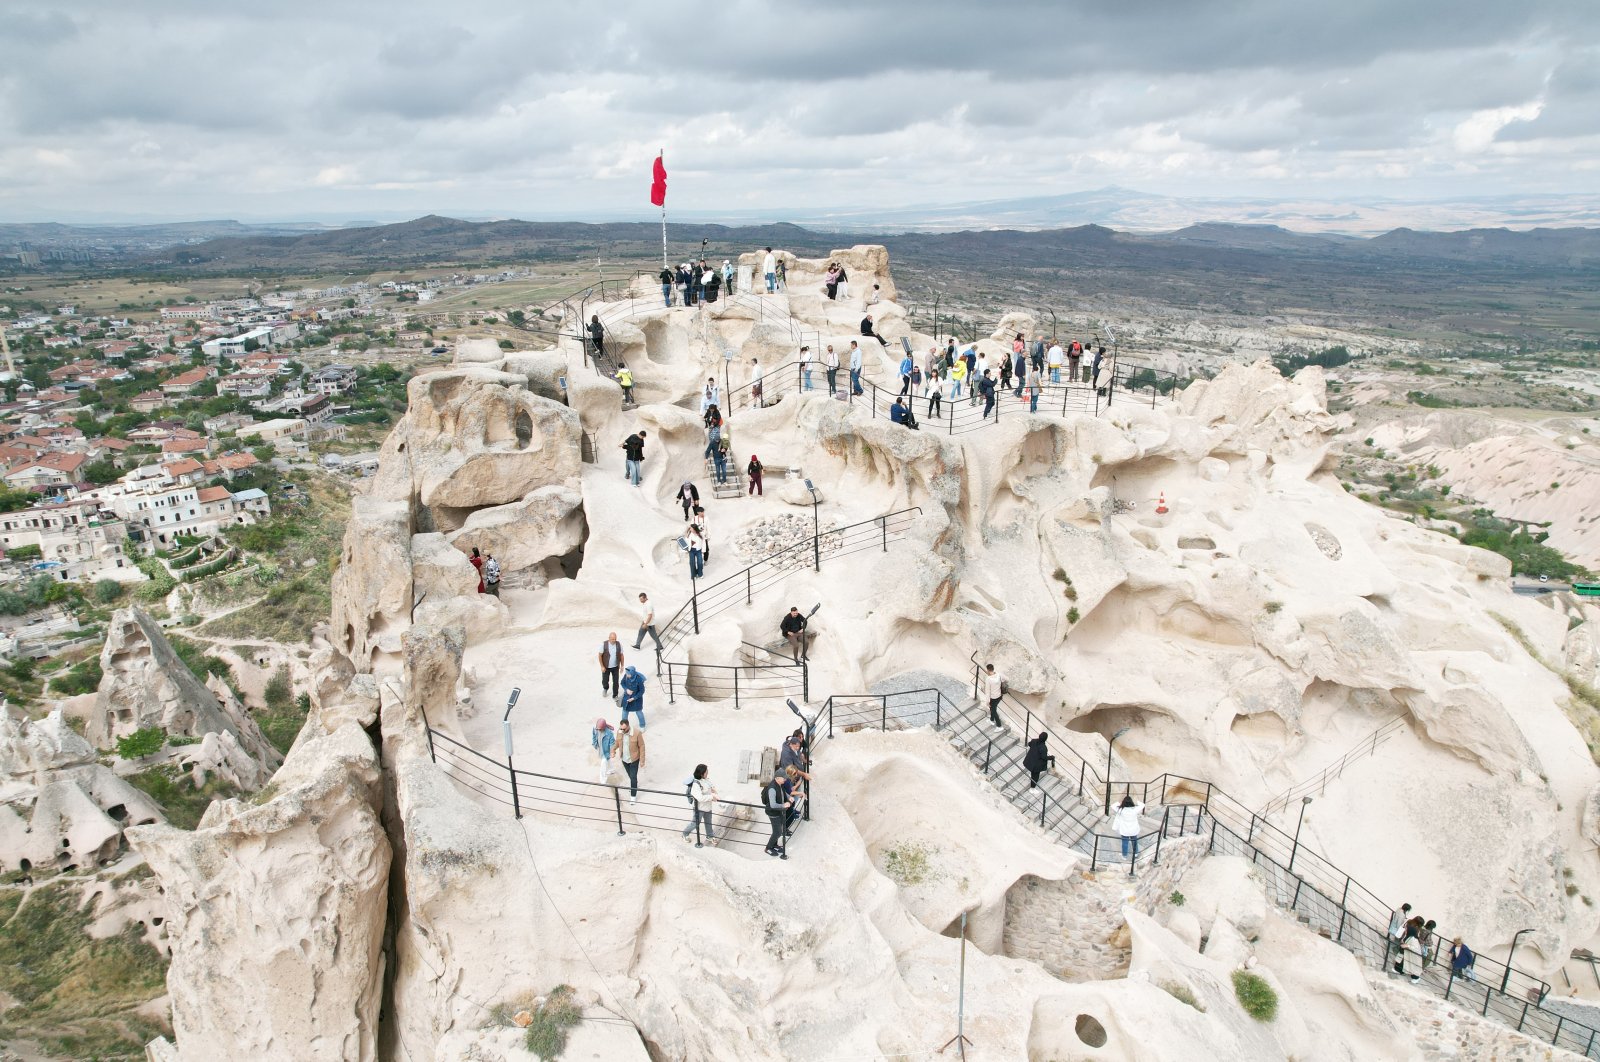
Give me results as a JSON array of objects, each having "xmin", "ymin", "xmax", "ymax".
[{"xmin": 659, "ymin": 150, "xmax": 668, "ymax": 270}]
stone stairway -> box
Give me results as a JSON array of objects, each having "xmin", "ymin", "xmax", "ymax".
[
  {"xmin": 703, "ymin": 453, "xmax": 743, "ymax": 498},
  {"xmin": 936, "ymin": 700, "xmax": 1162, "ymax": 861}
]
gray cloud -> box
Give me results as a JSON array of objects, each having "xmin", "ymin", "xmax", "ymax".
[{"xmin": 0, "ymin": 0, "xmax": 1595, "ymax": 221}]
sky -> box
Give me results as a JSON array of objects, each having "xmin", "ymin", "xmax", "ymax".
[{"xmin": 1, "ymin": 0, "xmax": 1597, "ymax": 224}]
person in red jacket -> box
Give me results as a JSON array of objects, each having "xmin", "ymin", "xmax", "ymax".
[
  {"xmin": 469, "ymin": 546, "xmax": 485, "ymax": 593},
  {"xmin": 746, "ymin": 455, "xmax": 764, "ymax": 497}
]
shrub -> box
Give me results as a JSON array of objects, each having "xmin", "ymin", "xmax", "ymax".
[
  {"xmin": 5, "ymin": 657, "xmax": 35, "ymax": 681},
  {"xmin": 92, "ymin": 579, "xmax": 126, "ymax": 604},
  {"xmin": 1160, "ymin": 980, "xmax": 1204, "ymax": 1011},
  {"xmin": 524, "ymin": 985, "xmax": 583, "ymax": 1060},
  {"xmin": 882, "ymin": 842, "xmax": 935, "ymax": 886},
  {"xmin": 115, "ymin": 726, "xmax": 167, "ymax": 760},
  {"xmin": 1232, "ymin": 970, "xmax": 1278, "ymax": 1022},
  {"xmin": 49, "ymin": 657, "xmax": 102, "ymax": 696},
  {"xmin": 1169, "ymin": 891, "xmax": 1185, "ymax": 907},
  {"xmin": 1066, "ymin": 607, "xmax": 1080, "ymax": 624},
  {"xmin": 264, "ymin": 665, "xmax": 292, "ymax": 711},
  {"xmin": 7, "ymin": 544, "xmax": 42, "ymax": 562}
]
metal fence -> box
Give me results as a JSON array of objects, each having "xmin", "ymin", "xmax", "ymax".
[
  {"xmin": 424, "ymin": 724, "xmax": 805, "ymax": 857},
  {"xmin": 1259, "ymin": 717, "xmax": 1407, "ymax": 818}
]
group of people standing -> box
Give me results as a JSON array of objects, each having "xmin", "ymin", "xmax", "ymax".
[
  {"xmin": 468, "ymin": 547, "xmax": 501, "ymax": 596},
  {"xmin": 1386, "ymin": 902, "xmax": 1477, "ymax": 985},
  {"xmin": 661, "ymin": 259, "xmax": 736, "ymax": 307}
]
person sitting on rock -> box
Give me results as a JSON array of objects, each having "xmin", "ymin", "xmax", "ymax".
[
  {"xmin": 889, "ymin": 397, "xmax": 907, "ymax": 425},
  {"xmin": 780, "ymin": 605, "xmax": 807, "ymax": 662},
  {"xmin": 861, "ymin": 313, "xmax": 888, "ymax": 346}
]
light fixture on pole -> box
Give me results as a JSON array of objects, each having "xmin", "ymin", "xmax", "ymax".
[
  {"xmin": 1104, "ymin": 726, "xmax": 1131, "ymax": 816},
  {"xmin": 804, "ymin": 479, "xmax": 821, "ymax": 571},
  {"xmin": 1502, "ymin": 928, "xmax": 1535, "ymax": 995},
  {"xmin": 1288, "ymin": 795, "xmax": 1312, "ymax": 874},
  {"xmin": 502, "ymin": 687, "xmax": 522, "ymax": 819}
]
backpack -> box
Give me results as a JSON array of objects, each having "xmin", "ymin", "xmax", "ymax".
[{"xmin": 484, "ymin": 559, "xmax": 500, "ymax": 584}]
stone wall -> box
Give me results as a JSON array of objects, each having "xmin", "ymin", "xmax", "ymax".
[
  {"xmin": 1369, "ymin": 974, "xmax": 1588, "ymax": 1062},
  {"xmin": 1003, "ymin": 835, "xmax": 1208, "ymax": 981}
]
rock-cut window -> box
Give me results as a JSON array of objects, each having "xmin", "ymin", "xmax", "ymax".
[{"xmin": 515, "ymin": 411, "xmax": 533, "ymax": 449}]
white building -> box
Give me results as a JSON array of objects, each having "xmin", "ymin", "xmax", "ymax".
[{"xmin": 0, "ymin": 500, "xmax": 136, "ymax": 582}]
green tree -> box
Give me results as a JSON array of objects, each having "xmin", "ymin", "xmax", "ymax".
[
  {"xmin": 264, "ymin": 665, "xmax": 292, "ymax": 711},
  {"xmin": 81, "ymin": 458, "xmax": 121, "ymax": 485},
  {"xmin": 115, "ymin": 726, "xmax": 167, "ymax": 760},
  {"xmin": 93, "ymin": 579, "xmax": 126, "ymax": 604},
  {"xmin": 6, "ymin": 544, "xmax": 41, "ymax": 561}
]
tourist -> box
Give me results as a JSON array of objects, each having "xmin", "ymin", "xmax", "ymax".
[
  {"xmin": 975, "ymin": 350, "xmax": 990, "ymax": 389},
  {"xmin": 948, "ymin": 357, "xmax": 966, "ymax": 401},
  {"xmin": 1023, "ymin": 731, "xmax": 1054, "ymax": 792},
  {"xmin": 659, "ymin": 265, "xmax": 675, "ymax": 307},
  {"xmin": 924, "ymin": 348, "xmax": 940, "ymax": 393},
  {"xmin": 1092, "ymin": 345, "xmax": 1106, "ymax": 389},
  {"xmin": 862, "ymin": 314, "xmax": 888, "ymax": 346},
  {"xmin": 692, "ymin": 504, "xmax": 710, "ymax": 562},
  {"xmin": 1047, "ymin": 340, "xmax": 1064, "ymax": 384},
  {"xmin": 1115, "ymin": 794, "xmax": 1145, "ymax": 861},
  {"xmin": 749, "ymin": 358, "xmax": 763, "ymax": 408},
  {"xmin": 1013, "ymin": 348, "xmax": 1028, "ymax": 397},
  {"xmin": 824, "ymin": 344, "xmax": 840, "ymax": 396},
  {"xmin": 979, "ymin": 370, "xmax": 997, "ymax": 419},
  {"xmin": 704, "ymin": 413, "xmax": 725, "ymax": 478},
  {"xmin": 482, "ymin": 552, "xmax": 500, "ymax": 598},
  {"xmin": 798, "ymin": 345, "xmax": 813, "ymax": 391},
  {"xmin": 591, "ymin": 717, "xmax": 615, "ymax": 784},
  {"xmin": 619, "ymin": 665, "xmax": 647, "ymax": 730},
  {"xmin": 621, "ymin": 429, "xmax": 647, "ymax": 487},
  {"xmin": 780, "ymin": 605, "xmax": 807, "ymax": 662},
  {"xmin": 909, "ymin": 361, "xmax": 922, "ymax": 396},
  {"xmin": 676, "ymin": 480, "xmax": 700, "ymax": 521},
  {"xmin": 898, "ymin": 350, "xmax": 914, "ymax": 394},
  {"xmin": 1449, "ymin": 939, "xmax": 1477, "ymax": 982},
  {"xmin": 964, "ymin": 347, "xmax": 979, "ymax": 404},
  {"xmin": 632, "ymin": 592, "xmax": 662, "ymax": 652},
  {"xmin": 775, "ymin": 258, "xmax": 787, "ymax": 291},
  {"xmin": 780, "ymin": 733, "xmax": 811, "ymax": 781},
  {"xmin": 868, "ymin": 283, "xmax": 882, "ymax": 305},
  {"xmin": 1386, "ymin": 903, "xmax": 1412, "ymax": 959},
  {"xmin": 927, "ymin": 370, "xmax": 944, "ymax": 419},
  {"xmin": 711, "ymin": 435, "xmax": 728, "ymax": 485},
  {"xmin": 1026, "ymin": 361, "xmax": 1042, "ymax": 413},
  {"xmin": 746, "ymin": 454, "xmax": 764, "ymax": 497},
  {"xmin": 702, "ymin": 263, "xmax": 721, "ymax": 304},
  {"xmin": 615, "ymin": 365, "xmax": 634, "ymax": 405},
  {"xmin": 945, "ymin": 337, "xmax": 957, "ymax": 371},
  {"xmin": 722, "ymin": 259, "xmax": 735, "ymax": 295},
  {"xmin": 1400, "ymin": 932, "xmax": 1424, "ymax": 984},
  {"xmin": 982, "ymin": 663, "xmax": 1005, "ymax": 725},
  {"xmin": 683, "ymin": 764, "xmax": 717, "ymax": 846},
  {"xmin": 678, "ymin": 263, "xmax": 693, "ymax": 306},
  {"xmin": 469, "ymin": 546, "xmax": 485, "ymax": 593},
  {"xmin": 763, "ymin": 247, "xmax": 777, "ymax": 293},
  {"xmin": 598, "ymin": 632, "xmax": 625, "ymax": 699},
  {"xmin": 998, "ymin": 352, "xmax": 1012, "ymax": 394},
  {"xmin": 762, "ymin": 768, "xmax": 790, "ymax": 856},
  {"xmin": 783, "ymin": 764, "xmax": 807, "ymax": 832},
  {"xmin": 848, "ymin": 342, "xmax": 864, "ymax": 396},
  {"xmin": 889, "ymin": 396, "xmax": 907, "ymax": 425},
  {"xmin": 824, "ymin": 264, "xmax": 840, "ymax": 301},
  {"xmin": 1031, "ymin": 334, "xmax": 1045, "ymax": 374},
  {"xmin": 616, "ymin": 718, "xmax": 645, "ymax": 803},
  {"xmin": 690, "ymin": 261, "xmax": 705, "ymax": 304},
  {"xmin": 588, "ymin": 315, "xmax": 605, "ymax": 360},
  {"xmin": 1068, "ymin": 341, "xmax": 1082, "ymax": 383},
  {"xmin": 686, "ymin": 525, "xmax": 705, "ymax": 579},
  {"xmin": 836, "ymin": 263, "xmax": 849, "ymax": 300},
  {"xmin": 700, "ymin": 377, "xmax": 720, "ymax": 413},
  {"xmin": 1418, "ymin": 919, "xmax": 1438, "ymax": 965}
]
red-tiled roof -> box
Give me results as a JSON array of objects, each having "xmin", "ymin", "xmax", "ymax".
[{"xmin": 196, "ymin": 485, "xmax": 231, "ymax": 503}]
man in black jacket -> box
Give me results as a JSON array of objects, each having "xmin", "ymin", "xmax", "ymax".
[
  {"xmin": 588, "ymin": 315, "xmax": 605, "ymax": 360},
  {"xmin": 780, "ymin": 605, "xmax": 807, "ymax": 662},
  {"xmin": 621, "ymin": 430, "xmax": 647, "ymax": 487},
  {"xmin": 659, "ymin": 266, "xmax": 675, "ymax": 307},
  {"xmin": 860, "ymin": 314, "xmax": 888, "ymax": 346},
  {"xmin": 762, "ymin": 769, "xmax": 791, "ymax": 857}
]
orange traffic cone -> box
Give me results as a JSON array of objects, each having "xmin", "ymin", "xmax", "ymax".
[{"xmin": 1155, "ymin": 491, "xmax": 1169, "ymax": 515}]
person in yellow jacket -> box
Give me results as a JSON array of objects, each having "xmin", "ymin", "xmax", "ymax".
[
  {"xmin": 615, "ymin": 366, "xmax": 634, "ymax": 405},
  {"xmin": 948, "ymin": 357, "xmax": 967, "ymax": 401}
]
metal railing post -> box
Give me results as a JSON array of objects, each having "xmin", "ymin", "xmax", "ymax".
[
  {"xmin": 882, "ymin": 697, "xmax": 888, "ymax": 731},
  {"xmin": 1154, "ymin": 809, "xmax": 1168, "ymax": 865},
  {"xmin": 508, "ymin": 760, "xmax": 521, "ymax": 820},
  {"xmin": 691, "ymin": 583, "xmax": 700, "ymax": 633},
  {"xmin": 667, "ymin": 662, "xmax": 675, "ymax": 704},
  {"xmin": 1024, "ymin": 709, "xmax": 1032, "ymax": 739},
  {"xmin": 424, "ymin": 725, "xmax": 436, "ymax": 763},
  {"xmin": 746, "ymin": 568, "xmax": 752, "ymax": 605},
  {"xmin": 1336, "ymin": 878, "xmax": 1350, "ymax": 942},
  {"xmin": 880, "ymin": 516, "xmax": 887, "ymax": 552},
  {"xmin": 1039, "ymin": 792, "xmax": 1049, "ymax": 827},
  {"xmin": 983, "ymin": 739, "xmax": 992, "ymax": 774},
  {"xmin": 1090, "ymin": 834, "xmax": 1099, "ymax": 872},
  {"xmin": 613, "ymin": 786, "xmax": 624, "ymax": 835},
  {"xmin": 1208, "ymin": 816, "xmax": 1217, "ymax": 854},
  {"xmin": 733, "ymin": 668, "xmax": 740, "ymax": 709},
  {"xmin": 802, "ymin": 661, "xmax": 809, "ymax": 702},
  {"xmin": 1078, "ymin": 759, "xmax": 1086, "ymax": 796}
]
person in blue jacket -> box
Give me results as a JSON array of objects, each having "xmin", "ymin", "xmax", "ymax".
[{"xmin": 619, "ymin": 666, "xmax": 647, "ymax": 729}]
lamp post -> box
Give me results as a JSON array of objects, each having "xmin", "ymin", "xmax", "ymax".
[
  {"xmin": 1502, "ymin": 928, "xmax": 1535, "ymax": 995},
  {"xmin": 804, "ymin": 479, "xmax": 821, "ymax": 571},
  {"xmin": 1288, "ymin": 795, "xmax": 1312, "ymax": 874},
  {"xmin": 502, "ymin": 687, "xmax": 522, "ymax": 820},
  {"xmin": 1104, "ymin": 726, "xmax": 1131, "ymax": 816}
]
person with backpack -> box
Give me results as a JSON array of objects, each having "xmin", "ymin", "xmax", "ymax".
[
  {"xmin": 619, "ymin": 665, "xmax": 647, "ymax": 730},
  {"xmin": 746, "ymin": 454, "xmax": 764, "ymax": 497},
  {"xmin": 762, "ymin": 768, "xmax": 791, "ymax": 856},
  {"xmin": 591, "ymin": 717, "xmax": 616, "ymax": 784},
  {"xmin": 616, "ymin": 718, "xmax": 645, "ymax": 803},
  {"xmin": 621, "ymin": 430, "xmax": 647, "ymax": 487},
  {"xmin": 1068, "ymin": 341, "xmax": 1083, "ymax": 383},
  {"xmin": 683, "ymin": 764, "xmax": 717, "ymax": 846},
  {"xmin": 614, "ymin": 365, "xmax": 634, "ymax": 406},
  {"xmin": 982, "ymin": 663, "xmax": 1005, "ymax": 725},
  {"xmin": 482, "ymin": 552, "xmax": 501, "ymax": 597},
  {"xmin": 675, "ymin": 480, "xmax": 700, "ymax": 521},
  {"xmin": 1114, "ymin": 794, "xmax": 1145, "ymax": 861}
]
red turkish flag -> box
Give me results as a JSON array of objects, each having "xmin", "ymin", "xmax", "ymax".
[{"xmin": 650, "ymin": 154, "xmax": 667, "ymax": 207}]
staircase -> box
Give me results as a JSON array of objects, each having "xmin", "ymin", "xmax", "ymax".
[
  {"xmin": 704, "ymin": 452, "xmax": 743, "ymax": 498},
  {"xmin": 938, "ymin": 699, "xmax": 1163, "ymax": 863}
]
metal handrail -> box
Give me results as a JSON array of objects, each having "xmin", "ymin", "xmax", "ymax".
[{"xmin": 1258, "ymin": 717, "xmax": 1408, "ymax": 818}]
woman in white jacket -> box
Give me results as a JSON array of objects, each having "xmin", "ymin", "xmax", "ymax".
[
  {"xmin": 682, "ymin": 764, "xmax": 718, "ymax": 847},
  {"xmin": 1114, "ymin": 794, "xmax": 1145, "ymax": 861}
]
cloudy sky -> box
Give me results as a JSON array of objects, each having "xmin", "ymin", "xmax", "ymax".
[{"xmin": 1, "ymin": 0, "xmax": 1597, "ymax": 223}]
